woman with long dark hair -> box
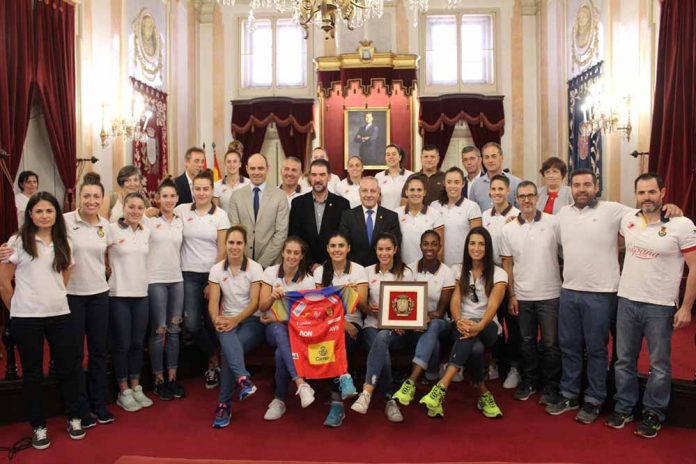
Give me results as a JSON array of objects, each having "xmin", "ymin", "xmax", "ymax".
[
  {"xmin": 419, "ymin": 226, "xmax": 507, "ymax": 419},
  {"xmin": 0, "ymin": 192, "xmax": 84, "ymax": 449},
  {"xmin": 374, "ymin": 144, "xmax": 413, "ymax": 211}
]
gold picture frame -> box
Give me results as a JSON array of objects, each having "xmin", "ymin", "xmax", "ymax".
[{"xmin": 344, "ymin": 107, "xmax": 391, "ymax": 170}]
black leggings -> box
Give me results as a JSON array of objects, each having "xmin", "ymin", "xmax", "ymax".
[{"xmin": 448, "ymin": 321, "xmax": 498, "ymax": 385}]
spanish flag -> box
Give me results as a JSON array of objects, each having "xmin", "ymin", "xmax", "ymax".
[
  {"xmin": 270, "ymin": 285, "xmax": 359, "ymax": 322},
  {"xmin": 212, "ymin": 142, "xmax": 222, "ymax": 182}
]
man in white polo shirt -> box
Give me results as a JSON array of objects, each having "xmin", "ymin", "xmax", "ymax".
[
  {"xmin": 469, "ymin": 142, "xmax": 521, "ymax": 212},
  {"xmin": 606, "ymin": 173, "xmax": 695, "ymax": 439},
  {"xmin": 500, "ymin": 181, "xmax": 562, "ymax": 406}
]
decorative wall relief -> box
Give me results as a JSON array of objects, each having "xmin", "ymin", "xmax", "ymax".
[{"xmin": 130, "ymin": 8, "xmax": 165, "ymax": 87}]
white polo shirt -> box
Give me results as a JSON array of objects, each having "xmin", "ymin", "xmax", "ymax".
[
  {"xmin": 499, "ymin": 211, "xmax": 562, "ymax": 300},
  {"xmin": 410, "ymin": 260, "xmax": 456, "ymax": 315},
  {"xmin": 618, "ymin": 213, "xmax": 696, "ymax": 307},
  {"xmin": 6, "ymin": 235, "xmax": 71, "ymax": 318},
  {"xmin": 174, "ymin": 203, "xmax": 231, "ymax": 273},
  {"xmin": 209, "ymin": 257, "xmax": 264, "ymax": 318},
  {"xmin": 482, "ymin": 204, "xmax": 520, "ymax": 266},
  {"xmin": 64, "ymin": 211, "xmax": 110, "ymax": 295},
  {"xmin": 214, "ymin": 177, "xmax": 249, "ymax": 212},
  {"xmin": 143, "ymin": 214, "xmax": 184, "ymax": 284},
  {"xmin": 451, "ymin": 264, "xmax": 507, "ymax": 334},
  {"xmin": 280, "ymin": 184, "xmax": 305, "ymax": 206},
  {"xmin": 375, "ymin": 168, "xmax": 413, "ymax": 211},
  {"xmin": 398, "ymin": 205, "xmax": 444, "ymax": 264},
  {"xmin": 431, "ymin": 198, "xmax": 482, "ymax": 266},
  {"xmin": 107, "ymin": 220, "xmax": 150, "ymax": 297},
  {"xmin": 262, "ymin": 264, "xmax": 316, "ymax": 293},
  {"xmin": 365, "ymin": 265, "xmax": 415, "ymax": 329},
  {"xmin": 558, "ymin": 201, "xmax": 634, "ymax": 292},
  {"xmin": 15, "ymin": 192, "xmax": 29, "ymax": 228},
  {"xmin": 313, "ymin": 261, "xmax": 368, "ymax": 327},
  {"xmin": 338, "ymin": 178, "xmax": 361, "ymax": 208}
]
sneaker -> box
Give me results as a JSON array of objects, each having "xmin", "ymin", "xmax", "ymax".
[
  {"xmin": 606, "ymin": 411, "xmax": 635, "ymax": 429},
  {"xmin": 575, "ymin": 402, "xmax": 601, "ymax": 424},
  {"xmin": 94, "ymin": 408, "xmax": 115, "ymax": 424},
  {"xmin": 132, "ymin": 385, "xmax": 154, "ymax": 407},
  {"xmin": 477, "ymin": 392, "xmax": 503, "ymax": 418},
  {"xmin": 488, "ymin": 363, "xmax": 499, "ymax": 380},
  {"xmin": 545, "ymin": 396, "xmax": 580, "ymax": 416},
  {"xmin": 32, "ymin": 426, "xmax": 51, "ymax": 450},
  {"xmin": 338, "ymin": 373, "xmax": 357, "ymax": 400},
  {"xmin": 205, "ymin": 367, "xmax": 220, "ymax": 389},
  {"xmin": 296, "ymin": 383, "xmax": 315, "ymax": 408},
  {"xmin": 635, "ymin": 412, "xmax": 661, "ymax": 439},
  {"xmin": 538, "ymin": 388, "xmax": 560, "ymax": 406},
  {"xmin": 117, "ymin": 389, "xmax": 142, "ymax": 412},
  {"xmin": 452, "ymin": 368, "xmax": 465, "ymax": 382},
  {"xmin": 513, "ymin": 383, "xmax": 537, "ymax": 401},
  {"xmin": 385, "ymin": 399, "xmax": 404, "ymax": 423},
  {"xmin": 154, "ymin": 381, "xmax": 174, "ymax": 401},
  {"xmin": 393, "ymin": 379, "xmax": 416, "ymax": 406},
  {"xmin": 67, "ymin": 418, "xmax": 86, "ymax": 440},
  {"xmin": 503, "ymin": 367, "xmax": 521, "ymax": 389},
  {"xmin": 350, "ymin": 392, "xmax": 371, "ymax": 414},
  {"xmin": 264, "ymin": 399, "xmax": 287, "ymax": 421},
  {"xmin": 419, "ymin": 383, "xmax": 446, "ymax": 417},
  {"xmin": 212, "ymin": 403, "xmax": 231, "ymax": 428},
  {"xmin": 81, "ymin": 415, "xmax": 97, "ymax": 429},
  {"xmin": 170, "ymin": 379, "xmax": 186, "ymax": 399},
  {"xmin": 438, "ymin": 363, "xmax": 464, "ymax": 382},
  {"xmin": 238, "ymin": 376, "xmax": 257, "ymax": 401},
  {"xmin": 323, "ymin": 401, "xmax": 345, "ymax": 427}
]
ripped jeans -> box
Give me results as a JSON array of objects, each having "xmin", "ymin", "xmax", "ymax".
[{"xmin": 148, "ymin": 282, "xmax": 185, "ymax": 375}]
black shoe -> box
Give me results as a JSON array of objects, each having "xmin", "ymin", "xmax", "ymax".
[
  {"xmin": 545, "ymin": 396, "xmax": 580, "ymax": 415},
  {"xmin": 81, "ymin": 415, "xmax": 97, "ymax": 429},
  {"xmin": 154, "ymin": 380, "xmax": 174, "ymax": 401},
  {"xmin": 170, "ymin": 379, "xmax": 186, "ymax": 399},
  {"xmin": 94, "ymin": 408, "xmax": 115, "ymax": 424},
  {"xmin": 606, "ymin": 411, "xmax": 634, "ymax": 429},
  {"xmin": 538, "ymin": 388, "xmax": 560, "ymax": 406},
  {"xmin": 205, "ymin": 367, "xmax": 220, "ymax": 389},
  {"xmin": 513, "ymin": 383, "xmax": 537, "ymax": 401},
  {"xmin": 575, "ymin": 402, "xmax": 601, "ymax": 424},
  {"xmin": 67, "ymin": 418, "xmax": 86, "ymax": 440},
  {"xmin": 635, "ymin": 412, "xmax": 661, "ymax": 439},
  {"xmin": 32, "ymin": 426, "xmax": 51, "ymax": 450}
]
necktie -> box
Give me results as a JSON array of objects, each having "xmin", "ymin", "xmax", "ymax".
[
  {"xmin": 366, "ymin": 209, "xmax": 374, "ymax": 244},
  {"xmin": 253, "ymin": 187, "xmax": 260, "ymax": 220}
]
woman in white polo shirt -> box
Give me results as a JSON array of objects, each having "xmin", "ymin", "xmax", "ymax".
[
  {"xmin": 374, "ymin": 144, "xmax": 413, "ymax": 211},
  {"xmin": 0, "ymin": 192, "xmax": 85, "ymax": 449},
  {"xmin": 259, "ymin": 236, "xmax": 317, "ymax": 421},
  {"xmin": 107, "ymin": 192, "xmax": 152, "ymax": 412},
  {"xmin": 213, "ymin": 147, "xmax": 249, "ymax": 211},
  {"xmin": 350, "ymin": 232, "xmax": 412, "ymax": 421},
  {"xmin": 174, "ymin": 170, "xmax": 231, "ymax": 389},
  {"xmin": 398, "ymin": 175, "xmax": 444, "ymax": 264},
  {"xmin": 312, "ymin": 232, "xmax": 368, "ymax": 427},
  {"xmin": 63, "ymin": 172, "xmax": 114, "ymax": 427},
  {"xmin": 15, "ymin": 170, "xmax": 39, "ymax": 228},
  {"xmin": 144, "ymin": 177, "xmax": 186, "ymax": 401},
  {"xmin": 207, "ymin": 225, "xmax": 264, "ymax": 428},
  {"xmin": 338, "ymin": 155, "xmax": 363, "ymax": 208},
  {"xmin": 419, "ymin": 227, "xmax": 507, "ymax": 419},
  {"xmin": 431, "ymin": 167, "xmax": 482, "ymax": 266}
]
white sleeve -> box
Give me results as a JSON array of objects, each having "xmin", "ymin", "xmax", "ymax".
[
  {"xmin": 208, "ymin": 262, "xmax": 223, "ymax": 284},
  {"xmin": 468, "ymin": 202, "xmax": 482, "ymax": 220},
  {"xmin": 216, "ymin": 209, "xmax": 231, "ymax": 230},
  {"xmin": 493, "ymin": 266, "xmax": 508, "ymax": 285},
  {"xmin": 499, "ymin": 226, "xmax": 511, "ymax": 258},
  {"xmin": 352, "ymin": 264, "xmax": 368, "ymax": 285},
  {"xmin": 441, "ymin": 264, "xmax": 456, "ymax": 289}
]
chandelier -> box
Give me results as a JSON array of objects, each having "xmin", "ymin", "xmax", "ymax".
[{"xmin": 579, "ymin": 82, "xmax": 632, "ymax": 141}]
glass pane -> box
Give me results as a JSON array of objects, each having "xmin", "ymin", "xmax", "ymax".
[
  {"xmin": 425, "ymin": 15, "xmax": 458, "ymax": 86},
  {"xmin": 276, "ymin": 19, "xmax": 307, "ymax": 87},
  {"xmin": 461, "ymin": 15, "xmax": 494, "ymax": 84},
  {"xmin": 242, "ymin": 19, "xmax": 273, "ymax": 88}
]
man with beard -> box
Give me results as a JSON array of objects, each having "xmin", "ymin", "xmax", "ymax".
[{"xmin": 469, "ymin": 142, "xmax": 521, "ymax": 211}]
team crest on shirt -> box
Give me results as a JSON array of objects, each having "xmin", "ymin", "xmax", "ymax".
[
  {"xmin": 658, "ymin": 226, "xmax": 667, "ymax": 237},
  {"xmin": 325, "ymin": 306, "xmax": 334, "ymax": 317},
  {"xmin": 117, "ymin": 239, "xmax": 125, "ymax": 245},
  {"xmin": 155, "ymin": 223, "xmax": 162, "ymax": 229},
  {"xmin": 222, "ymin": 276, "xmax": 229, "ymax": 283},
  {"xmin": 96, "ymin": 226, "xmax": 104, "ymax": 237},
  {"xmin": 627, "ymin": 222, "xmax": 635, "ymax": 230}
]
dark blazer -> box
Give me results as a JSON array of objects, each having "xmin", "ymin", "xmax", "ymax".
[
  {"xmin": 174, "ymin": 172, "xmax": 193, "ymax": 205},
  {"xmin": 289, "ymin": 191, "xmax": 350, "ymax": 267},
  {"xmin": 339, "ymin": 205, "xmax": 401, "ymax": 267}
]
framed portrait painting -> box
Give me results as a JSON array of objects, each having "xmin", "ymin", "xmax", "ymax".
[
  {"xmin": 344, "ymin": 108, "xmax": 390, "ymax": 170},
  {"xmin": 377, "ymin": 282, "xmax": 428, "ymax": 330}
]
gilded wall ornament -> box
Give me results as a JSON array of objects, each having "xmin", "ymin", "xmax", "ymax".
[
  {"xmin": 132, "ymin": 8, "xmax": 163, "ymax": 83},
  {"xmin": 572, "ymin": 1, "xmax": 600, "ymax": 69}
]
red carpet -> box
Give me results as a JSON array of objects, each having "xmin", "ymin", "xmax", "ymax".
[
  {"xmin": 113, "ymin": 460, "xmax": 576, "ymax": 464},
  {"xmin": 0, "ymin": 373, "xmax": 694, "ymax": 464}
]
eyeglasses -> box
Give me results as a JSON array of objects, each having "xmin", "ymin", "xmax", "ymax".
[
  {"xmin": 469, "ymin": 284, "xmax": 479, "ymax": 303},
  {"xmin": 517, "ymin": 193, "xmax": 537, "ymax": 202}
]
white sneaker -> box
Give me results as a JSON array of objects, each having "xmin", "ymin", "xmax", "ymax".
[
  {"xmin": 385, "ymin": 399, "xmax": 404, "ymax": 423},
  {"xmin": 488, "ymin": 364, "xmax": 500, "ymax": 380},
  {"xmin": 452, "ymin": 368, "xmax": 465, "ymax": 382},
  {"xmin": 117, "ymin": 389, "xmax": 142, "ymax": 412},
  {"xmin": 264, "ymin": 399, "xmax": 287, "ymax": 421},
  {"xmin": 132, "ymin": 385, "xmax": 154, "ymax": 407},
  {"xmin": 503, "ymin": 367, "xmax": 521, "ymax": 389},
  {"xmin": 350, "ymin": 392, "xmax": 371, "ymax": 414},
  {"xmin": 296, "ymin": 383, "xmax": 315, "ymax": 408}
]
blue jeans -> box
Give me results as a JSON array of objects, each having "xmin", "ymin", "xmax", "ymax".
[
  {"xmin": 148, "ymin": 282, "xmax": 184, "ymax": 375},
  {"xmin": 218, "ymin": 316, "xmax": 265, "ymax": 404},
  {"xmin": 614, "ymin": 297, "xmax": 674, "ymax": 422},
  {"xmin": 559, "ymin": 289, "xmax": 616, "ymax": 405},
  {"xmin": 448, "ymin": 321, "xmax": 498, "ymax": 385},
  {"xmin": 518, "ymin": 298, "xmax": 561, "ymax": 389},
  {"xmin": 110, "ymin": 296, "xmax": 149, "ymax": 383},
  {"xmin": 182, "ymin": 271, "xmax": 217, "ymax": 358},
  {"xmin": 266, "ymin": 322, "xmax": 298, "ymax": 400}
]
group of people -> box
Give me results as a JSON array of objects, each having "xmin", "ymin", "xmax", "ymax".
[{"xmin": 1, "ymin": 140, "xmax": 693, "ymax": 451}]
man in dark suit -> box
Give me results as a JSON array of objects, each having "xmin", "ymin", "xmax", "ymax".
[
  {"xmin": 353, "ymin": 112, "xmax": 380, "ymax": 166},
  {"xmin": 289, "ymin": 159, "xmax": 350, "ymax": 269},
  {"xmin": 461, "ymin": 145, "xmax": 484, "ymax": 198},
  {"xmin": 339, "ymin": 176, "xmax": 401, "ymax": 267},
  {"xmin": 174, "ymin": 146, "xmax": 206, "ymax": 205}
]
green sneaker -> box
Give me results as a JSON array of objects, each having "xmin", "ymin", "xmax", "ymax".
[
  {"xmin": 419, "ymin": 383, "xmax": 446, "ymax": 417},
  {"xmin": 393, "ymin": 379, "xmax": 416, "ymax": 406},
  {"xmin": 477, "ymin": 391, "xmax": 503, "ymax": 418}
]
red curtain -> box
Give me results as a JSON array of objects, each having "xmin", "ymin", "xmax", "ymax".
[
  {"xmin": 35, "ymin": 0, "xmax": 77, "ymax": 211},
  {"xmin": 0, "ymin": 0, "xmax": 34, "ymax": 243},
  {"xmin": 648, "ymin": 0, "xmax": 696, "ymax": 219}
]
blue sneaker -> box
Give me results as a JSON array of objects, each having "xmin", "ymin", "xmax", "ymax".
[
  {"xmin": 323, "ymin": 401, "xmax": 345, "ymax": 427},
  {"xmin": 212, "ymin": 403, "xmax": 231, "ymax": 428},
  {"xmin": 238, "ymin": 377, "xmax": 257, "ymax": 401},
  {"xmin": 338, "ymin": 374, "xmax": 357, "ymax": 400}
]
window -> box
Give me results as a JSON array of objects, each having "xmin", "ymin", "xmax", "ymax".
[
  {"xmin": 241, "ymin": 18, "xmax": 307, "ymax": 89},
  {"xmin": 424, "ymin": 13, "xmax": 495, "ymax": 90}
]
